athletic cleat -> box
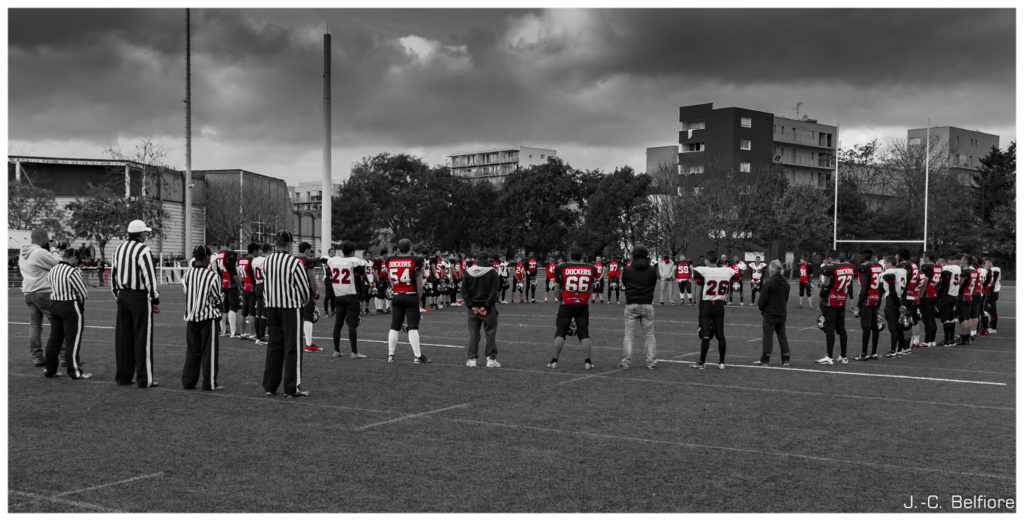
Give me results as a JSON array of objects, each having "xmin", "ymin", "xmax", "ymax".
[
  {"xmin": 265, "ymin": 391, "xmax": 276, "ymax": 397},
  {"xmin": 520, "ymin": 299, "xmax": 525, "ymax": 304},
  {"xmin": 717, "ymin": 363, "xmax": 725, "ymax": 369},
  {"xmin": 304, "ymin": 344, "xmax": 323, "ymax": 352},
  {"xmin": 285, "ymin": 389, "xmax": 309, "ymax": 398},
  {"xmin": 617, "ymin": 361, "xmax": 631, "ymax": 369},
  {"xmin": 680, "ymin": 302, "xmax": 685, "ymax": 306},
  {"xmin": 350, "ymin": 353, "xmax": 367, "ymax": 359},
  {"xmin": 836, "ymin": 357, "xmax": 849, "ymax": 364},
  {"xmin": 853, "ymin": 354, "xmax": 871, "ymax": 361},
  {"xmin": 751, "ymin": 360, "xmax": 767, "ymax": 365},
  {"xmin": 979, "ymin": 329, "xmax": 989, "ymax": 335},
  {"xmin": 781, "ymin": 361, "xmax": 791, "ymax": 366},
  {"xmin": 414, "ymin": 355, "xmax": 432, "ymax": 364},
  {"xmin": 690, "ymin": 301, "xmax": 695, "ymax": 306},
  {"xmin": 332, "ymin": 350, "xmax": 342, "ymax": 358},
  {"xmin": 884, "ymin": 351, "xmax": 897, "ymax": 358},
  {"xmin": 544, "ymin": 298, "xmax": 548, "ymax": 303},
  {"xmin": 77, "ymin": 373, "xmax": 94, "ymax": 380},
  {"xmin": 531, "ymin": 299, "xmax": 536, "ymax": 303},
  {"xmin": 229, "ymin": 332, "xmax": 242, "ymax": 339},
  {"xmin": 546, "ymin": 362, "xmax": 558, "ymax": 369},
  {"xmin": 466, "ymin": 358, "xmax": 478, "ymax": 367},
  {"xmin": 386, "ymin": 354, "xmax": 396, "ymax": 363},
  {"xmin": 584, "ymin": 362, "xmax": 594, "ymax": 370},
  {"xmin": 816, "ymin": 356, "xmax": 834, "ymax": 365},
  {"xmin": 869, "ymin": 354, "xmax": 879, "ymax": 360},
  {"xmin": 254, "ymin": 339, "xmax": 268, "ymax": 345},
  {"xmin": 486, "ymin": 358, "xmax": 501, "ymax": 368},
  {"xmin": 988, "ymin": 329, "xmax": 997, "ymax": 334},
  {"xmin": 691, "ymin": 362, "xmax": 705, "ymax": 370}
]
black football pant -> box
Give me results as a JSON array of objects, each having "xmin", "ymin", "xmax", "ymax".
[
  {"xmin": 527, "ymin": 277, "xmax": 537, "ymax": 300},
  {"xmin": 45, "ymin": 300, "xmax": 85, "ymax": 379},
  {"xmin": 323, "ymin": 285, "xmax": 335, "ymax": 314},
  {"xmin": 263, "ymin": 307, "xmax": 303, "ymax": 395},
  {"xmin": 821, "ymin": 305, "xmax": 847, "ymax": 358},
  {"xmin": 607, "ymin": 278, "xmax": 620, "ymax": 302},
  {"xmin": 114, "ymin": 290, "xmax": 156, "ymax": 388},
  {"xmin": 751, "ymin": 284, "xmax": 760, "ymax": 307},
  {"xmin": 182, "ymin": 319, "xmax": 219, "ymax": 390},
  {"xmin": 939, "ymin": 296, "xmax": 957, "ymax": 344},
  {"xmin": 698, "ymin": 301, "xmax": 726, "ymax": 364},
  {"xmin": 859, "ymin": 304, "xmax": 880, "ymax": 356},
  {"xmin": 988, "ymin": 292, "xmax": 999, "ymax": 330},
  {"xmin": 919, "ymin": 297, "xmax": 938, "ymax": 343},
  {"xmin": 332, "ymin": 295, "xmax": 361, "ymax": 354},
  {"xmin": 884, "ymin": 303, "xmax": 908, "ymax": 352}
]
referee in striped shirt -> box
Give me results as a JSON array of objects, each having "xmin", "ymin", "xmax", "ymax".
[
  {"xmin": 262, "ymin": 230, "xmax": 312, "ymax": 398},
  {"xmin": 181, "ymin": 245, "xmax": 224, "ymax": 391},
  {"xmin": 111, "ymin": 219, "xmax": 161, "ymax": 388},
  {"xmin": 44, "ymin": 248, "xmax": 91, "ymax": 379}
]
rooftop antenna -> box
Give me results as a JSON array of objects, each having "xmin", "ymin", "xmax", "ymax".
[{"xmin": 792, "ymin": 102, "xmax": 803, "ymax": 119}]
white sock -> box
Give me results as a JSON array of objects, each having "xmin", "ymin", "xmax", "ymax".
[
  {"xmin": 408, "ymin": 329, "xmax": 422, "ymax": 357},
  {"xmin": 240, "ymin": 315, "xmax": 248, "ymax": 335},
  {"xmin": 387, "ymin": 329, "xmax": 399, "ymax": 355},
  {"xmin": 303, "ymin": 321, "xmax": 313, "ymax": 346},
  {"xmin": 228, "ymin": 311, "xmax": 237, "ymax": 335}
]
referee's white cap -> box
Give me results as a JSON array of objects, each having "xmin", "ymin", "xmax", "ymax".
[{"xmin": 128, "ymin": 219, "xmax": 152, "ymax": 233}]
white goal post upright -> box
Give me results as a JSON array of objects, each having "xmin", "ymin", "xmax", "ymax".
[{"xmin": 832, "ymin": 120, "xmax": 931, "ymax": 253}]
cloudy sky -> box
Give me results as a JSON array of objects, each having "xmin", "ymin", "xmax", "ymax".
[{"xmin": 7, "ymin": 8, "xmax": 1016, "ymax": 185}]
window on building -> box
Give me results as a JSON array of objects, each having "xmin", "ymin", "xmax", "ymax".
[
  {"xmin": 739, "ymin": 162, "xmax": 751, "ymax": 173},
  {"xmin": 740, "ymin": 139, "xmax": 751, "ymax": 151},
  {"xmin": 909, "ymin": 137, "xmax": 922, "ymax": 146},
  {"xmin": 683, "ymin": 120, "xmax": 705, "ymax": 130},
  {"xmin": 687, "ymin": 165, "xmax": 704, "ymax": 175},
  {"xmin": 682, "ymin": 142, "xmax": 706, "ymax": 153},
  {"xmin": 741, "ymin": 117, "xmax": 752, "ymax": 128}
]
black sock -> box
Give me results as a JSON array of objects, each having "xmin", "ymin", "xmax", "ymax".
[
  {"xmin": 584, "ymin": 358, "xmax": 592, "ymax": 364},
  {"xmin": 550, "ymin": 358, "xmax": 558, "ymax": 364}
]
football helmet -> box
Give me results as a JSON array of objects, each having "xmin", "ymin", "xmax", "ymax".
[
  {"xmin": 876, "ymin": 311, "xmax": 886, "ymax": 332},
  {"xmin": 567, "ymin": 318, "xmax": 577, "ymax": 338},
  {"xmin": 816, "ymin": 313, "xmax": 826, "ymax": 330},
  {"xmin": 312, "ymin": 305, "xmax": 320, "ymax": 324},
  {"xmin": 898, "ymin": 307, "xmax": 913, "ymax": 331}
]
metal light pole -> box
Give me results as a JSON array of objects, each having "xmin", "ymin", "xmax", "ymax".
[
  {"xmin": 184, "ymin": 8, "xmax": 193, "ymax": 254},
  {"xmin": 321, "ymin": 30, "xmax": 332, "ymax": 257}
]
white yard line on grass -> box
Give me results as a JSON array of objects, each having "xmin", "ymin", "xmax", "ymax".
[
  {"xmin": 8, "ymin": 490, "xmax": 120, "ymax": 512},
  {"xmin": 558, "ymin": 368, "xmax": 623, "ymax": 385},
  {"xmin": 442, "ymin": 417, "xmax": 1015, "ymax": 482},
  {"xmin": 56, "ymin": 472, "xmax": 165, "ymax": 497},
  {"xmin": 655, "ymin": 360, "xmax": 1008, "ymax": 386},
  {"xmin": 352, "ymin": 403, "xmax": 470, "ymax": 432}
]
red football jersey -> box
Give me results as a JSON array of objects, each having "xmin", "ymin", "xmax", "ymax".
[
  {"xmin": 514, "ymin": 263, "xmax": 525, "ymax": 280},
  {"xmin": 594, "ymin": 262, "xmax": 604, "ymax": 279},
  {"xmin": 546, "ymin": 261, "xmax": 556, "ymax": 279},
  {"xmin": 823, "ymin": 264, "xmax": 855, "ymax": 307},
  {"xmin": 860, "ymin": 264, "xmax": 883, "ymax": 306},
  {"xmin": 676, "ymin": 262, "xmax": 691, "ymax": 280},
  {"xmin": 607, "ymin": 261, "xmax": 620, "ymax": 278},
  {"xmin": 527, "ymin": 258, "xmax": 537, "ymax": 275},
  {"xmin": 922, "ymin": 265, "xmax": 941, "ymax": 298},
  {"xmin": 238, "ymin": 257, "xmax": 253, "ymax": 292},
  {"xmin": 386, "ymin": 257, "xmax": 422, "ymax": 294},
  {"xmin": 961, "ymin": 268, "xmax": 977, "ymax": 301},
  {"xmin": 555, "ymin": 263, "xmax": 596, "ymax": 304},
  {"xmin": 799, "ymin": 263, "xmax": 809, "ymax": 283}
]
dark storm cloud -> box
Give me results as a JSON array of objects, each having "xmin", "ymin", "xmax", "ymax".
[{"xmin": 8, "ymin": 8, "xmax": 1016, "ymax": 178}]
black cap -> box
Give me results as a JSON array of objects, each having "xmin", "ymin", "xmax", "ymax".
[
  {"xmin": 193, "ymin": 244, "xmax": 212, "ymax": 258},
  {"xmin": 276, "ymin": 230, "xmax": 294, "ymax": 244}
]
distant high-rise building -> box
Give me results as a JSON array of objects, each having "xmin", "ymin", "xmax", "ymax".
[
  {"xmin": 448, "ymin": 146, "xmax": 557, "ymax": 183},
  {"xmin": 773, "ymin": 115, "xmax": 837, "ymax": 188}
]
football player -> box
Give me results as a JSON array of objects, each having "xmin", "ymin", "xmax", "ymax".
[
  {"xmin": 796, "ymin": 256, "xmax": 813, "ymax": 308},
  {"xmin": 385, "ymin": 238, "xmax": 430, "ymax": 363},
  {"xmin": 853, "ymin": 249, "xmax": 883, "ymax": 361},
  {"xmin": 749, "ymin": 256, "xmax": 766, "ymax": 305},
  {"xmin": 896, "ymin": 248, "xmax": 924, "ymax": 349},
  {"xmin": 958, "ymin": 255, "xmax": 978, "ymax": 344},
  {"xmin": 297, "ymin": 242, "xmax": 322, "ymax": 352},
  {"xmin": 881, "ymin": 256, "xmax": 909, "ymax": 357},
  {"xmin": 322, "ymin": 248, "xmax": 336, "ymax": 319},
  {"xmin": 971, "ymin": 255, "xmax": 985, "ymax": 340},
  {"xmin": 548, "ymin": 246, "xmax": 598, "ymax": 370},
  {"xmin": 676, "ymin": 256, "xmax": 693, "ymax": 305},
  {"xmin": 513, "ymin": 256, "xmax": 526, "ymax": 303},
  {"xmin": 250, "ymin": 243, "xmax": 270, "ymax": 345},
  {"xmin": 498, "ymin": 257, "xmax": 510, "ymax": 304},
  {"xmin": 237, "ymin": 243, "xmax": 258, "ymax": 340},
  {"xmin": 526, "ymin": 253, "xmax": 539, "ymax": 303},
  {"xmin": 591, "ymin": 256, "xmax": 605, "ymax": 304},
  {"xmin": 727, "ymin": 256, "xmax": 748, "ymax": 306},
  {"xmin": 693, "ymin": 252, "xmax": 734, "ymax": 369},
  {"xmin": 607, "ymin": 257, "xmax": 623, "ymax": 304},
  {"xmin": 936, "ymin": 255, "xmax": 962, "ymax": 346},
  {"xmin": 982, "ymin": 257, "xmax": 1000, "ymax": 334},
  {"xmin": 816, "ymin": 250, "xmax": 855, "ymax": 364},
  {"xmin": 919, "ymin": 252, "xmax": 942, "ymax": 347},
  {"xmin": 544, "ymin": 257, "xmax": 558, "ymax": 303}
]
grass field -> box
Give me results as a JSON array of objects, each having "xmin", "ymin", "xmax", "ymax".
[{"xmin": 6, "ymin": 284, "xmax": 1016, "ymax": 513}]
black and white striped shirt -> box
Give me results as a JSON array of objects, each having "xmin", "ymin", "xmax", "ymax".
[
  {"xmin": 261, "ymin": 250, "xmax": 311, "ymax": 308},
  {"xmin": 48, "ymin": 262, "xmax": 88, "ymax": 302},
  {"xmin": 110, "ymin": 239, "xmax": 161, "ymax": 303},
  {"xmin": 181, "ymin": 266, "xmax": 223, "ymax": 322}
]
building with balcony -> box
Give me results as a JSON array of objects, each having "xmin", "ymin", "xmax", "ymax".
[
  {"xmin": 670, "ymin": 103, "xmax": 837, "ymax": 188},
  {"xmin": 773, "ymin": 116, "xmax": 837, "ymax": 188},
  {"xmin": 288, "ymin": 180, "xmax": 341, "ymax": 254},
  {"xmin": 907, "ymin": 126, "xmax": 1000, "ymax": 185},
  {"xmin": 448, "ymin": 146, "xmax": 557, "ymax": 183}
]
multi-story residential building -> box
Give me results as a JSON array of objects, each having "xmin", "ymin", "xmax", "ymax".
[
  {"xmin": 669, "ymin": 103, "xmax": 838, "ymax": 188},
  {"xmin": 907, "ymin": 126, "xmax": 1000, "ymax": 184},
  {"xmin": 773, "ymin": 115, "xmax": 837, "ymax": 188},
  {"xmin": 448, "ymin": 146, "xmax": 557, "ymax": 183},
  {"xmin": 677, "ymin": 103, "xmax": 774, "ymax": 176}
]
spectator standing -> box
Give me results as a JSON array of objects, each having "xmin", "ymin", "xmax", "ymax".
[
  {"xmin": 462, "ymin": 252, "xmax": 501, "ymax": 368},
  {"xmin": 754, "ymin": 260, "xmax": 791, "ymax": 366},
  {"xmin": 656, "ymin": 254, "xmax": 675, "ymax": 305},
  {"xmin": 18, "ymin": 228, "xmax": 61, "ymax": 367},
  {"xmin": 620, "ymin": 245, "xmax": 658, "ymax": 370}
]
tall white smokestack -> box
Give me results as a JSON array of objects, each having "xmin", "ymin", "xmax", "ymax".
[{"xmin": 321, "ymin": 30, "xmax": 332, "ymax": 257}]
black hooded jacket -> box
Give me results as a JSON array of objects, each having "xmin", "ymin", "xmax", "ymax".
[{"xmin": 622, "ymin": 257, "xmax": 658, "ymax": 304}]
